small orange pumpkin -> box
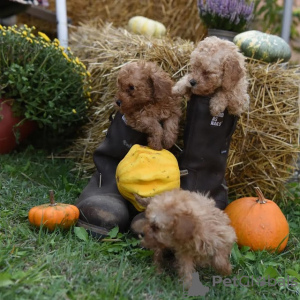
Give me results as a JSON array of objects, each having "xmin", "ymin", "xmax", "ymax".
[
  {"xmin": 224, "ymin": 187, "xmax": 289, "ymax": 253},
  {"xmin": 28, "ymin": 190, "xmax": 79, "ymax": 231}
]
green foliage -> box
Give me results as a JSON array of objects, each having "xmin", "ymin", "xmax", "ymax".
[
  {"xmin": 285, "ymin": 182, "xmax": 300, "ymax": 204},
  {"xmin": 253, "ymin": 0, "xmax": 300, "ymax": 40},
  {"xmin": 0, "ymin": 25, "xmax": 92, "ymax": 138},
  {"xmin": 253, "ymin": 0, "xmax": 282, "ymax": 34}
]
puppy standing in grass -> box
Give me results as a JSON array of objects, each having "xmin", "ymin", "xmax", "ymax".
[
  {"xmin": 136, "ymin": 189, "xmax": 237, "ymax": 288},
  {"xmin": 115, "ymin": 61, "xmax": 182, "ymax": 150}
]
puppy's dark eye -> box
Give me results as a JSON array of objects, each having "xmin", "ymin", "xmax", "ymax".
[
  {"xmin": 150, "ymin": 223, "xmax": 159, "ymax": 232},
  {"xmin": 202, "ymin": 71, "xmax": 210, "ymax": 77},
  {"xmin": 129, "ymin": 85, "xmax": 135, "ymax": 90}
]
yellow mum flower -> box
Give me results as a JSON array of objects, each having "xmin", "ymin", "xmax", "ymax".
[
  {"xmin": 86, "ymin": 71, "xmax": 91, "ymax": 77},
  {"xmin": 2, "ymin": 32, "xmax": 6, "ymax": 36},
  {"xmin": 75, "ymin": 57, "xmax": 80, "ymax": 64},
  {"xmin": 38, "ymin": 31, "xmax": 51, "ymax": 42},
  {"xmin": 72, "ymin": 109, "xmax": 77, "ymax": 114},
  {"xmin": 62, "ymin": 51, "xmax": 70, "ymax": 60},
  {"xmin": 22, "ymin": 30, "xmax": 27, "ymax": 36},
  {"xmin": 54, "ymin": 38, "xmax": 60, "ymax": 45},
  {"xmin": 30, "ymin": 33, "xmax": 35, "ymax": 38},
  {"xmin": 26, "ymin": 37, "xmax": 33, "ymax": 43}
]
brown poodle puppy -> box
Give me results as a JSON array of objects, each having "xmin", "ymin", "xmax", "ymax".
[
  {"xmin": 137, "ymin": 189, "xmax": 237, "ymax": 288},
  {"xmin": 172, "ymin": 36, "xmax": 249, "ymax": 116},
  {"xmin": 116, "ymin": 61, "xmax": 182, "ymax": 150}
]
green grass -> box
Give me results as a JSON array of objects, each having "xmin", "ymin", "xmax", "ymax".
[{"xmin": 0, "ymin": 147, "xmax": 300, "ymax": 300}]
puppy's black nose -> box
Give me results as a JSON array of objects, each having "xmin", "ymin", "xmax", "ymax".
[
  {"xmin": 116, "ymin": 100, "xmax": 122, "ymax": 107},
  {"xmin": 189, "ymin": 79, "xmax": 197, "ymax": 86}
]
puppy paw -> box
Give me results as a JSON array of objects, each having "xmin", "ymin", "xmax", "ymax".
[
  {"xmin": 212, "ymin": 254, "xmax": 232, "ymax": 276},
  {"xmin": 171, "ymin": 85, "xmax": 180, "ymax": 96},
  {"xmin": 227, "ymin": 106, "xmax": 243, "ymax": 116},
  {"xmin": 148, "ymin": 137, "xmax": 163, "ymax": 150},
  {"xmin": 227, "ymin": 96, "xmax": 249, "ymax": 116},
  {"xmin": 209, "ymin": 99, "xmax": 226, "ymax": 117},
  {"xmin": 162, "ymin": 135, "xmax": 176, "ymax": 149},
  {"xmin": 181, "ymin": 274, "xmax": 193, "ymax": 289},
  {"xmin": 209, "ymin": 107, "xmax": 223, "ymax": 117},
  {"xmin": 172, "ymin": 75, "xmax": 191, "ymax": 97}
]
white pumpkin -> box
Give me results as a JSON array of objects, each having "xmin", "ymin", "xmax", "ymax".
[{"xmin": 128, "ymin": 16, "xmax": 166, "ymax": 38}]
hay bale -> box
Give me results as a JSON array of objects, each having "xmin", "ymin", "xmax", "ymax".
[
  {"xmin": 68, "ymin": 22, "xmax": 300, "ymax": 202},
  {"xmin": 228, "ymin": 60, "xmax": 300, "ymax": 201},
  {"xmin": 17, "ymin": 0, "xmax": 205, "ymax": 42}
]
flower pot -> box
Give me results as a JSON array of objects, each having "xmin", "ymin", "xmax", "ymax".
[
  {"xmin": 0, "ymin": 99, "xmax": 37, "ymax": 154},
  {"xmin": 207, "ymin": 29, "xmax": 237, "ymax": 42}
]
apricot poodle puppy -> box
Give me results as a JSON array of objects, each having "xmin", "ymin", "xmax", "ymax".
[
  {"xmin": 116, "ymin": 61, "xmax": 182, "ymax": 150},
  {"xmin": 137, "ymin": 189, "xmax": 237, "ymax": 288},
  {"xmin": 173, "ymin": 36, "xmax": 249, "ymax": 116}
]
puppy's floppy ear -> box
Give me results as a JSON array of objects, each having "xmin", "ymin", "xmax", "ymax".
[
  {"xmin": 173, "ymin": 214, "xmax": 195, "ymax": 242},
  {"xmin": 149, "ymin": 69, "xmax": 173, "ymax": 101},
  {"xmin": 222, "ymin": 55, "xmax": 244, "ymax": 91}
]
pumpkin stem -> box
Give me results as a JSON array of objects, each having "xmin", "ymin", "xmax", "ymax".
[
  {"xmin": 49, "ymin": 190, "xmax": 57, "ymax": 206},
  {"xmin": 254, "ymin": 187, "xmax": 267, "ymax": 204}
]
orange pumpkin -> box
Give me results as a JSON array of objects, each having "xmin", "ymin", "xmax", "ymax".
[
  {"xmin": 28, "ymin": 190, "xmax": 79, "ymax": 231},
  {"xmin": 224, "ymin": 187, "xmax": 289, "ymax": 253}
]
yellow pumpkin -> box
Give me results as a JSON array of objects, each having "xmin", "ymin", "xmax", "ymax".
[
  {"xmin": 116, "ymin": 144, "xmax": 180, "ymax": 211},
  {"xmin": 128, "ymin": 16, "xmax": 166, "ymax": 38},
  {"xmin": 224, "ymin": 187, "xmax": 289, "ymax": 253},
  {"xmin": 28, "ymin": 191, "xmax": 79, "ymax": 231}
]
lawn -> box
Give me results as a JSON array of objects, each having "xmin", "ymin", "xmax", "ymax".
[{"xmin": 0, "ymin": 147, "xmax": 299, "ymax": 300}]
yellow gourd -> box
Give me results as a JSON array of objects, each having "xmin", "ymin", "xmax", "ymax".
[
  {"xmin": 128, "ymin": 16, "xmax": 166, "ymax": 38},
  {"xmin": 116, "ymin": 144, "xmax": 180, "ymax": 211}
]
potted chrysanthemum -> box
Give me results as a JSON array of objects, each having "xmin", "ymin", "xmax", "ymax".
[
  {"xmin": 197, "ymin": 0, "xmax": 254, "ymax": 41},
  {"xmin": 0, "ymin": 24, "xmax": 92, "ymax": 153}
]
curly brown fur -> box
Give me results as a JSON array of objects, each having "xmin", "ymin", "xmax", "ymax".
[
  {"xmin": 138, "ymin": 189, "xmax": 237, "ymax": 288},
  {"xmin": 172, "ymin": 36, "xmax": 249, "ymax": 116},
  {"xmin": 116, "ymin": 61, "xmax": 182, "ymax": 150}
]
